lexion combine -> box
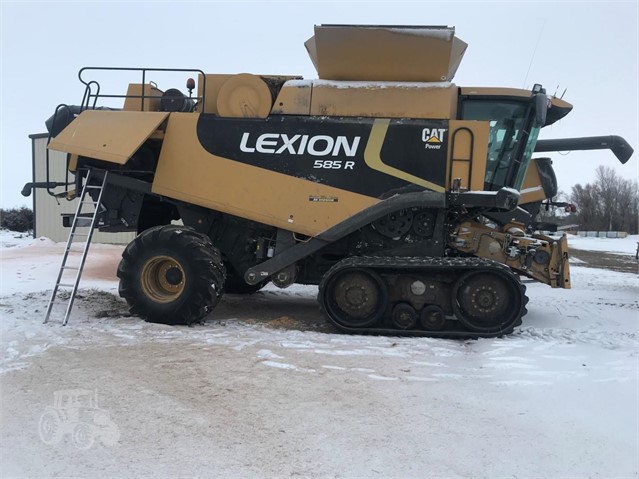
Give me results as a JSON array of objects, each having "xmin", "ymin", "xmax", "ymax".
[{"xmin": 27, "ymin": 25, "xmax": 633, "ymax": 337}]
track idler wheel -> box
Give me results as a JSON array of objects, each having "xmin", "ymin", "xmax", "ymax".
[
  {"xmin": 323, "ymin": 268, "xmax": 387, "ymax": 329},
  {"xmin": 420, "ymin": 305, "xmax": 446, "ymax": 331},
  {"xmin": 452, "ymin": 270, "xmax": 523, "ymax": 334},
  {"xmin": 391, "ymin": 303, "xmax": 418, "ymax": 330}
]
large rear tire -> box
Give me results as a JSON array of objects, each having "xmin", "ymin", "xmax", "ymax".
[{"xmin": 117, "ymin": 225, "xmax": 226, "ymax": 325}]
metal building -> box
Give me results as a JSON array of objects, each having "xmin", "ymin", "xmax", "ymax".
[{"xmin": 29, "ymin": 133, "xmax": 136, "ymax": 244}]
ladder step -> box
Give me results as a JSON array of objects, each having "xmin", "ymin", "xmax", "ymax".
[
  {"xmin": 44, "ymin": 170, "xmax": 108, "ymax": 325},
  {"xmin": 74, "ymin": 220, "xmax": 93, "ymax": 227}
]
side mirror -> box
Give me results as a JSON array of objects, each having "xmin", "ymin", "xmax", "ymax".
[{"xmin": 534, "ymin": 93, "xmax": 548, "ymax": 126}]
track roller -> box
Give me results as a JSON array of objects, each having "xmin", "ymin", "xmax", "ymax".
[
  {"xmin": 420, "ymin": 305, "xmax": 446, "ymax": 331},
  {"xmin": 391, "ymin": 303, "xmax": 418, "ymax": 330}
]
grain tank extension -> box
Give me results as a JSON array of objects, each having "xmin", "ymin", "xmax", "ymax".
[{"xmin": 31, "ymin": 25, "xmax": 634, "ymax": 337}]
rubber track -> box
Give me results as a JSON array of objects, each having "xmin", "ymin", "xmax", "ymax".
[{"xmin": 318, "ymin": 256, "xmax": 528, "ymax": 339}]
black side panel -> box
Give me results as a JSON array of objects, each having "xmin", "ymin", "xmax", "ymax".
[
  {"xmin": 534, "ymin": 157, "xmax": 558, "ymax": 198},
  {"xmin": 380, "ymin": 120, "xmax": 448, "ymax": 182},
  {"xmin": 196, "ymin": 115, "xmax": 449, "ymax": 198}
]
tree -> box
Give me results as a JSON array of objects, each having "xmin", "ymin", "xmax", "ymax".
[
  {"xmin": 0, "ymin": 207, "xmax": 34, "ymax": 232},
  {"xmin": 570, "ymin": 166, "xmax": 638, "ymax": 233}
]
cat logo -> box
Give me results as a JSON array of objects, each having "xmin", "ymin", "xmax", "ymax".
[{"xmin": 421, "ymin": 128, "xmax": 447, "ymax": 150}]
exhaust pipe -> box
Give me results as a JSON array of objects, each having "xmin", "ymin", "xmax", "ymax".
[{"xmin": 534, "ymin": 135, "xmax": 634, "ymax": 164}]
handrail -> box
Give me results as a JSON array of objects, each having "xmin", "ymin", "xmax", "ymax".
[
  {"xmin": 449, "ymin": 127, "xmax": 475, "ymax": 191},
  {"xmin": 80, "ymin": 80, "xmax": 100, "ymax": 111},
  {"xmin": 41, "ymin": 67, "xmax": 208, "ymax": 201},
  {"xmin": 77, "ymin": 67, "xmax": 206, "ymax": 112},
  {"xmin": 45, "ymin": 103, "xmax": 75, "ymax": 197}
]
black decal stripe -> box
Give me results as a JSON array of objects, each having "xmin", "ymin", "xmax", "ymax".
[{"xmin": 196, "ymin": 115, "xmax": 448, "ymax": 198}]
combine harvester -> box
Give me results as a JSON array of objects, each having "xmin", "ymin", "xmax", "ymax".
[{"xmin": 26, "ymin": 25, "xmax": 634, "ymax": 337}]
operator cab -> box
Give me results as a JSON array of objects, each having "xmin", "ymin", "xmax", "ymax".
[{"xmin": 458, "ymin": 86, "xmax": 572, "ymax": 191}]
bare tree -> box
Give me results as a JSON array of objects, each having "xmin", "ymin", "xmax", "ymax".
[{"xmin": 570, "ymin": 166, "xmax": 638, "ymax": 233}]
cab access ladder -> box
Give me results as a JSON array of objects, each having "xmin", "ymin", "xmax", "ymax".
[{"xmin": 44, "ymin": 170, "xmax": 108, "ymax": 325}]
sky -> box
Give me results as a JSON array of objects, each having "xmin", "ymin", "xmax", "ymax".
[{"xmin": 1, "ymin": 0, "xmax": 637, "ymax": 208}]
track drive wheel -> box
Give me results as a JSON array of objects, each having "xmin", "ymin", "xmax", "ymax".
[
  {"xmin": 117, "ymin": 225, "xmax": 226, "ymax": 325},
  {"xmin": 452, "ymin": 269, "xmax": 524, "ymax": 334},
  {"xmin": 320, "ymin": 268, "xmax": 387, "ymax": 329}
]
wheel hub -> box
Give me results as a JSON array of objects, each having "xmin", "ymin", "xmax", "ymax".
[
  {"xmin": 345, "ymin": 286, "xmax": 366, "ymax": 306},
  {"xmin": 165, "ymin": 266, "xmax": 183, "ymax": 286},
  {"xmin": 335, "ymin": 274, "xmax": 378, "ymax": 318},
  {"xmin": 141, "ymin": 255, "xmax": 186, "ymax": 303},
  {"xmin": 473, "ymin": 287, "xmax": 499, "ymax": 312}
]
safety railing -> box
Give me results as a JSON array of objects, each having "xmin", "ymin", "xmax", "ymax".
[
  {"xmin": 78, "ymin": 67, "xmax": 206, "ymax": 112},
  {"xmin": 44, "ymin": 67, "xmax": 207, "ymax": 198}
]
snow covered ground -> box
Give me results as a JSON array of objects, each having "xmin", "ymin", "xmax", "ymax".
[
  {"xmin": 0, "ymin": 230, "xmax": 637, "ymax": 478},
  {"xmin": 566, "ymin": 233, "xmax": 639, "ymax": 255}
]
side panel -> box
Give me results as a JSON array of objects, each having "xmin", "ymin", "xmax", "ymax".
[
  {"xmin": 271, "ymin": 81, "xmax": 312, "ymax": 115},
  {"xmin": 152, "ymin": 114, "xmax": 451, "ymax": 236},
  {"xmin": 196, "ymin": 74, "xmax": 234, "ymax": 114},
  {"xmin": 364, "ymin": 119, "xmax": 447, "ymax": 192},
  {"xmin": 122, "ymin": 83, "xmax": 163, "ymax": 112},
  {"xmin": 310, "ymin": 80, "xmax": 457, "ymax": 119},
  {"xmin": 198, "ymin": 115, "xmax": 448, "ymax": 197},
  {"xmin": 519, "ymin": 159, "xmax": 548, "ymax": 205},
  {"xmin": 153, "ymin": 114, "xmax": 377, "ymax": 236},
  {"xmin": 48, "ymin": 110, "xmax": 169, "ymax": 164},
  {"xmin": 519, "ymin": 157, "xmax": 559, "ymax": 205}
]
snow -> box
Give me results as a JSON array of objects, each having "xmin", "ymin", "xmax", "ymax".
[
  {"xmin": 311, "ymin": 79, "xmax": 454, "ymax": 90},
  {"xmin": 0, "ymin": 229, "xmax": 637, "ymax": 478},
  {"xmin": 566, "ymin": 233, "xmax": 638, "ymax": 254},
  {"xmin": 388, "ymin": 27, "xmax": 455, "ymax": 42}
]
